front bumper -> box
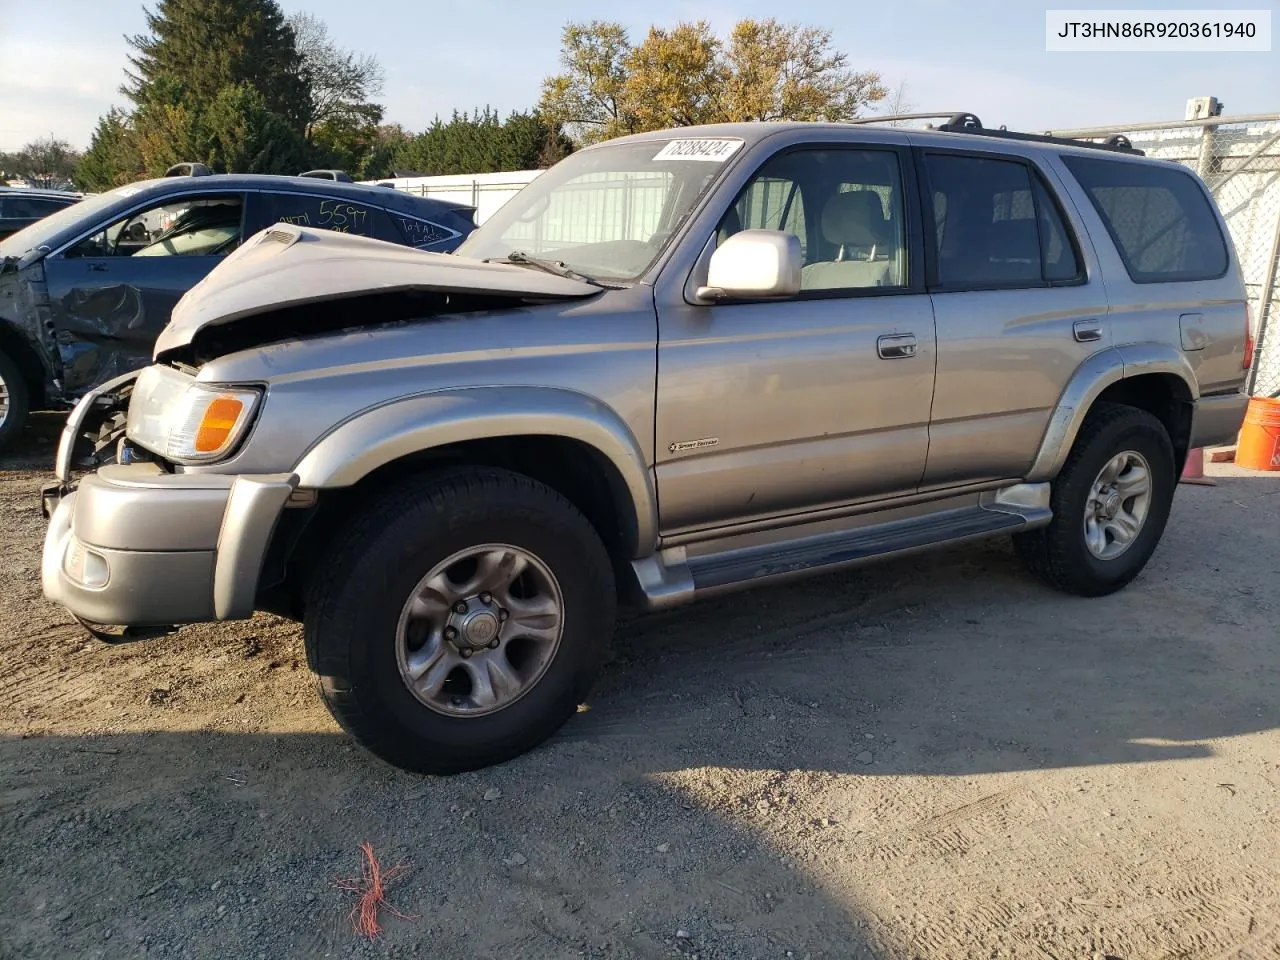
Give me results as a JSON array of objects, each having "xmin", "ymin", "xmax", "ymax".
[{"xmin": 42, "ymin": 463, "xmax": 296, "ymax": 629}]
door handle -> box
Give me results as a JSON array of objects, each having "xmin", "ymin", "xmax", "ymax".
[
  {"xmin": 1073, "ymin": 319, "xmax": 1103, "ymax": 343},
  {"xmin": 877, "ymin": 334, "xmax": 917, "ymax": 359},
  {"xmin": 88, "ymin": 263, "xmax": 107, "ymax": 272}
]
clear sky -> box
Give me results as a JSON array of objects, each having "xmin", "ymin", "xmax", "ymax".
[{"xmin": 0, "ymin": 0, "xmax": 1275, "ymax": 151}]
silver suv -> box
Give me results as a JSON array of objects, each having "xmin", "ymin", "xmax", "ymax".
[{"xmin": 41, "ymin": 115, "xmax": 1252, "ymax": 774}]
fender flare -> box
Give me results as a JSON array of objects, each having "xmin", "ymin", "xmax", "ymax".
[
  {"xmin": 292, "ymin": 385, "xmax": 658, "ymax": 555},
  {"xmin": 1026, "ymin": 343, "xmax": 1197, "ymax": 481}
]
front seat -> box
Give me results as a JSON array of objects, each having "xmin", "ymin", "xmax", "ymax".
[{"xmin": 801, "ymin": 191, "xmax": 895, "ymax": 290}]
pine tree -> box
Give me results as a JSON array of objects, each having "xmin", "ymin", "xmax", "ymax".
[{"xmin": 123, "ymin": 0, "xmax": 309, "ymax": 129}]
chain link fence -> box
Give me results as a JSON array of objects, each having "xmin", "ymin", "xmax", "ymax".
[{"xmin": 1046, "ymin": 113, "xmax": 1280, "ymax": 397}]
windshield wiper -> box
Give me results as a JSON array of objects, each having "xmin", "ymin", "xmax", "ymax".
[{"xmin": 484, "ymin": 250, "xmax": 603, "ymax": 287}]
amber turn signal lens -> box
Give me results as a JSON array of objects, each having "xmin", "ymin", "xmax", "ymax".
[{"xmin": 194, "ymin": 396, "xmax": 245, "ymax": 453}]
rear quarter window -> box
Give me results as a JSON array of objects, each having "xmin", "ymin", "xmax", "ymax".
[
  {"xmin": 1062, "ymin": 155, "xmax": 1228, "ymax": 283},
  {"xmin": 389, "ymin": 213, "xmax": 463, "ymax": 249}
]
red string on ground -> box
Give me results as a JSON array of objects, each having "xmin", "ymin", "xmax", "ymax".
[{"xmin": 333, "ymin": 841, "xmax": 417, "ymax": 938}]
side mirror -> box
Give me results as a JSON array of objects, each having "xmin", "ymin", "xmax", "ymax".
[{"xmin": 695, "ymin": 229, "xmax": 802, "ymax": 302}]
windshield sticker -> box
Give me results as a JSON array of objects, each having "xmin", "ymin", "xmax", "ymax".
[{"xmin": 652, "ymin": 139, "xmax": 743, "ymax": 162}]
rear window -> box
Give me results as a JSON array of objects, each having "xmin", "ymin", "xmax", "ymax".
[
  {"xmin": 1062, "ymin": 156, "xmax": 1228, "ymax": 283},
  {"xmin": 2, "ymin": 196, "xmax": 72, "ymax": 218}
]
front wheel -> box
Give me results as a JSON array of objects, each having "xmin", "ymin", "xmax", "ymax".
[
  {"xmin": 1014, "ymin": 402, "xmax": 1176, "ymax": 597},
  {"xmin": 304, "ymin": 468, "xmax": 616, "ymax": 774},
  {"xmin": 0, "ymin": 349, "xmax": 31, "ymax": 456}
]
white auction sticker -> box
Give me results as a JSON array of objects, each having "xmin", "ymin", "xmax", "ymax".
[{"xmin": 653, "ymin": 139, "xmax": 744, "ymax": 162}]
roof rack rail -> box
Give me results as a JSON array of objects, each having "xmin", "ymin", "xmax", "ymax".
[{"xmin": 848, "ymin": 111, "xmax": 1144, "ymax": 155}]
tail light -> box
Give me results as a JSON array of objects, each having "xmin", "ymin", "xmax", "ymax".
[{"xmin": 1244, "ymin": 301, "xmax": 1255, "ymax": 370}]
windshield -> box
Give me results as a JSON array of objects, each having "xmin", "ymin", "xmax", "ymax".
[
  {"xmin": 455, "ymin": 136, "xmax": 744, "ymax": 282},
  {"xmin": 0, "ymin": 186, "xmax": 144, "ymax": 259}
]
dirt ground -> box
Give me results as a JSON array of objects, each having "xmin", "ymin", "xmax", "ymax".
[{"xmin": 2, "ymin": 412, "xmax": 1279, "ymax": 960}]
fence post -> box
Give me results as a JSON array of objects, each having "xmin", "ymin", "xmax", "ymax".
[{"xmin": 1250, "ymin": 213, "xmax": 1280, "ymax": 397}]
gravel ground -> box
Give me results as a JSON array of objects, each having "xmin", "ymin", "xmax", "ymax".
[{"xmin": 2, "ymin": 412, "xmax": 1279, "ymax": 959}]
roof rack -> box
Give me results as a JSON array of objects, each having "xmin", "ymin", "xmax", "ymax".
[{"xmin": 848, "ymin": 111, "xmax": 1144, "ymax": 155}]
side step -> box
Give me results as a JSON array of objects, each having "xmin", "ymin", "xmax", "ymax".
[{"xmin": 630, "ymin": 484, "xmax": 1051, "ymax": 610}]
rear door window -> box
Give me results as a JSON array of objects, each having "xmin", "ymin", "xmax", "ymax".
[
  {"xmin": 923, "ymin": 153, "xmax": 1082, "ymax": 288},
  {"xmin": 1062, "ymin": 155, "xmax": 1228, "ymax": 283},
  {"xmin": 247, "ymin": 192, "xmax": 400, "ymax": 241}
]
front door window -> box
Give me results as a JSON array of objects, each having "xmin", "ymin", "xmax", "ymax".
[{"xmin": 64, "ymin": 196, "xmax": 245, "ymax": 259}]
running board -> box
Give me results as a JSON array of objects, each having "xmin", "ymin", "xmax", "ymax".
[{"xmin": 629, "ymin": 483, "xmax": 1051, "ymax": 611}]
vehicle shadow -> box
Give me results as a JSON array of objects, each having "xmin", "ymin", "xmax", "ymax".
[{"xmin": 0, "ymin": 727, "xmax": 882, "ymax": 960}]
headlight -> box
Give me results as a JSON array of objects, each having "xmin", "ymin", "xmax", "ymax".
[{"xmin": 127, "ymin": 368, "xmax": 261, "ymax": 464}]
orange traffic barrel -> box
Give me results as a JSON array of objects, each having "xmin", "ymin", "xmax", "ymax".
[{"xmin": 1235, "ymin": 396, "xmax": 1280, "ymax": 471}]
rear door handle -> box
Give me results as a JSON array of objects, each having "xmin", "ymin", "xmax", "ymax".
[
  {"xmin": 877, "ymin": 334, "xmax": 917, "ymax": 359},
  {"xmin": 88, "ymin": 263, "xmax": 108, "ymax": 272},
  {"xmin": 1073, "ymin": 319, "xmax": 1103, "ymax": 343}
]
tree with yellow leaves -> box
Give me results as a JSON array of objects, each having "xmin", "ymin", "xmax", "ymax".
[{"xmin": 539, "ymin": 18, "xmax": 887, "ymax": 145}]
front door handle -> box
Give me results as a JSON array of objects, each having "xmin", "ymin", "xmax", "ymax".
[
  {"xmin": 1073, "ymin": 319, "xmax": 1103, "ymax": 343},
  {"xmin": 877, "ymin": 334, "xmax": 917, "ymax": 359},
  {"xmin": 88, "ymin": 263, "xmax": 108, "ymax": 272}
]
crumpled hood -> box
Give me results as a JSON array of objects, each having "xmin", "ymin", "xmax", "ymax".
[{"xmin": 154, "ymin": 223, "xmax": 601, "ymax": 356}]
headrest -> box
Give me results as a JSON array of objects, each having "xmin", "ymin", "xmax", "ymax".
[{"xmin": 821, "ymin": 191, "xmax": 888, "ymax": 247}]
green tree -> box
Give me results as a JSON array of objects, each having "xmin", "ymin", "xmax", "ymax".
[
  {"xmin": 623, "ymin": 21, "xmax": 726, "ymax": 131},
  {"xmin": 76, "ymin": 109, "xmax": 144, "ymax": 190},
  {"xmin": 721, "ymin": 19, "xmax": 886, "ymax": 122},
  {"xmin": 539, "ymin": 18, "xmax": 887, "ymax": 144},
  {"xmin": 124, "ymin": 0, "xmax": 308, "ymax": 127},
  {"xmin": 201, "ymin": 84, "xmax": 311, "ymax": 173},
  {"xmin": 395, "ymin": 108, "xmax": 573, "ymax": 176},
  {"xmin": 538, "ymin": 21, "xmax": 637, "ymax": 145},
  {"xmin": 80, "ymin": 2, "xmax": 386, "ymax": 181},
  {"xmin": 358, "ymin": 124, "xmax": 413, "ymax": 180}
]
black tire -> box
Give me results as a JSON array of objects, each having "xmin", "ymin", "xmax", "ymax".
[
  {"xmin": 0, "ymin": 349, "xmax": 31, "ymax": 456},
  {"xmin": 304, "ymin": 467, "xmax": 616, "ymax": 774},
  {"xmin": 1014, "ymin": 402, "xmax": 1176, "ymax": 597}
]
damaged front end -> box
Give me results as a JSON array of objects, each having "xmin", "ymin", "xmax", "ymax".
[
  {"xmin": 40, "ymin": 369, "xmax": 145, "ymax": 519},
  {"xmin": 152, "ymin": 222, "xmax": 602, "ymax": 366}
]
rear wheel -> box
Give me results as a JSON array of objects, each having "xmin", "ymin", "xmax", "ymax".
[
  {"xmin": 0, "ymin": 349, "xmax": 30, "ymax": 456},
  {"xmin": 1014, "ymin": 402, "xmax": 1176, "ymax": 597},
  {"xmin": 304, "ymin": 467, "xmax": 616, "ymax": 774}
]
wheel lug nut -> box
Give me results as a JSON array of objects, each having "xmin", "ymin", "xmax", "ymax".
[
  {"xmin": 498, "ymin": 609, "xmax": 509, "ymax": 622},
  {"xmin": 460, "ymin": 648, "xmax": 473, "ymax": 658},
  {"xmin": 479, "ymin": 592, "xmax": 492, "ymax": 604},
  {"xmin": 444, "ymin": 626, "xmax": 457, "ymax": 641},
  {"xmin": 454, "ymin": 601, "xmax": 468, "ymax": 614},
  {"xmin": 488, "ymin": 638, "xmax": 500, "ymax": 649}
]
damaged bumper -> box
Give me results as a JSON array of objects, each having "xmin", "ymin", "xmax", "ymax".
[{"xmin": 42, "ymin": 463, "xmax": 296, "ymax": 631}]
